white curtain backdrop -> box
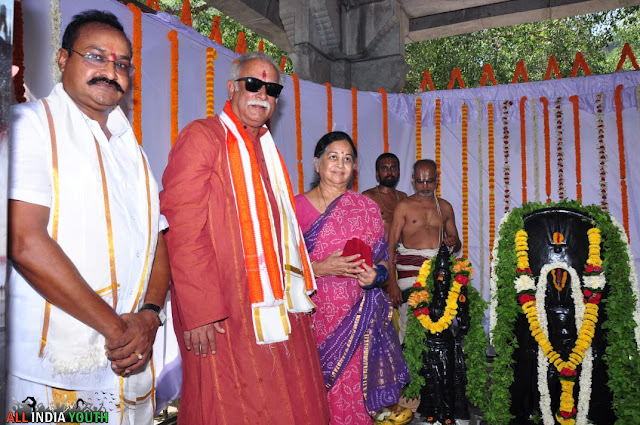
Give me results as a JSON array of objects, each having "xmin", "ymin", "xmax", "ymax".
[{"xmin": 19, "ymin": 0, "xmax": 640, "ymax": 407}]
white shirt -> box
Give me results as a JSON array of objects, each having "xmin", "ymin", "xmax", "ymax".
[{"xmin": 8, "ymin": 83, "xmax": 166, "ymax": 391}]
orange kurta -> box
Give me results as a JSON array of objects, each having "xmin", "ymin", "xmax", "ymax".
[{"xmin": 160, "ymin": 115, "xmax": 329, "ymax": 425}]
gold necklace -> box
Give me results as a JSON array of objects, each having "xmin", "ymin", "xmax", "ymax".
[
  {"xmin": 375, "ymin": 186, "xmax": 400, "ymax": 214},
  {"xmin": 318, "ymin": 185, "xmax": 328, "ymax": 211}
]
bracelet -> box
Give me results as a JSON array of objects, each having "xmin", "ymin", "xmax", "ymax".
[
  {"xmin": 311, "ymin": 261, "xmax": 321, "ymax": 278},
  {"xmin": 361, "ymin": 264, "xmax": 389, "ymax": 290}
]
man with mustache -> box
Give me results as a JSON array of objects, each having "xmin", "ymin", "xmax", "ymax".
[
  {"xmin": 362, "ymin": 153, "xmax": 408, "ymax": 238},
  {"xmin": 387, "ymin": 159, "xmax": 461, "ymax": 338},
  {"xmin": 7, "ymin": 10, "xmax": 169, "ymax": 424},
  {"xmin": 160, "ymin": 52, "xmax": 329, "ymax": 424}
]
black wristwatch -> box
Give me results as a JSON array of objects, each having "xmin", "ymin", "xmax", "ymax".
[{"xmin": 140, "ymin": 303, "xmax": 166, "ymax": 326}]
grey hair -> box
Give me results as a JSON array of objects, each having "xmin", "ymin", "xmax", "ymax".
[{"xmin": 229, "ymin": 51, "xmax": 282, "ymax": 84}]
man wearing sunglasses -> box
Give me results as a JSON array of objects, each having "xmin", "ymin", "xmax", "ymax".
[
  {"xmin": 160, "ymin": 52, "xmax": 329, "ymax": 424},
  {"xmin": 8, "ymin": 9, "xmax": 169, "ymax": 424}
]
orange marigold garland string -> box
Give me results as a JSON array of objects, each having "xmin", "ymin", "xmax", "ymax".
[
  {"xmin": 279, "ymin": 57, "xmax": 287, "ymax": 72},
  {"xmin": 323, "ymin": 83, "xmax": 333, "ymax": 133},
  {"xmin": 435, "ymin": 99, "xmax": 442, "ymax": 198},
  {"xmin": 127, "ymin": 4, "xmax": 143, "ymax": 145},
  {"xmin": 235, "ymin": 32, "xmax": 247, "ymax": 54},
  {"xmin": 540, "ymin": 97, "xmax": 551, "ymax": 203},
  {"xmin": 512, "ymin": 60, "xmax": 530, "ymax": 84},
  {"xmin": 378, "ymin": 88, "xmax": 389, "ymax": 153},
  {"xmin": 168, "ymin": 30, "xmax": 179, "ymax": 147},
  {"xmin": 13, "ymin": 0, "xmax": 25, "ymax": 103},
  {"xmin": 479, "ymin": 63, "xmax": 498, "ymax": 87},
  {"xmin": 205, "ymin": 47, "xmax": 217, "ymax": 118},
  {"xmin": 209, "ymin": 16, "xmax": 222, "ymax": 44},
  {"xmin": 555, "ymin": 97, "xmax": 566, "ymax": 200},
  {"xmin": 447, "ymin": 67, "xmax": 466, "ymax": 90},
  {"xmin": 544, "ymin": 55, "xmax": 562, "ymax": 80},
  {"xmin": 569, "ymin": 95, "xmax": 582, "ymax": 201},
  {"xmin": 421, "ymin": 70, "xmax": 435, "ymax": 92},
  {"xmin": 415, "ymin": 98, "xmax": 423, "ymax": 160},
  {"xmin": 614, "ymin": 85, "xmax": 630, "ymax": 240},
  {"xmin": 570, "ymin": 52, "xmax": 592, "ymax": 77},
  {"xmin": 180, "ymin": 0, "xmax": 192, "ymax": 27},
  {"xmin": 461, "ymin": 104, "xmax": 469, "ymax": 258},
  {"xmin": 615, "ymin": 43, "xmax": 640, "ymax": 71},
  {"xmin": 292, "ymin": 74, "xmax": 304, "ymax": 194},
  {"xmin": 351, "ymin": 87, "xmax": 359, "ymax": 191},
  {"xmin": 595, "ymin": 93, "xmax": 607, "ymax": 210},
  {"xmin": 258, "ymin": 40, "xmax": 264, "ymax": 52},
  {"xmin": 146, "ymin": 0, "xmax": 160, "ymax": 11},
  {"xmin": 519, "ymin": 97, "xmax": 528, "ymax": 202},
  {"xmin": 488, "ymin": 103, "xmax": 496, "ymax": 262},
  {"xmin": 502, "ymin": 101, "xmax": 513, "ymax": 213}
]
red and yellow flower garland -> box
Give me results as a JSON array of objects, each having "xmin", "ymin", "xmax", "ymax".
[
  {"xmin": 127, "ymin": 3, "xmax": 143, "ymax": 145},
  {"xmin": 205, "ymin": 47, "xmax": 217, "ymax": 118},
  {"xmin": 569, "ymin": 95, "xmax": 582, "ymax": 201},
  {"xmin": 168, "ymin": 30, "xmax": 179, "ymax": 147},
  {"xmin": 514, "ymin": 228, "xmax": 603, "ymax": 425},
  {"xmin": 502, "ymin": 101, "xmax": 512, "ymax": 213},
  {"xmin": 540, "ymin": 97, "xmax": 551, "ymax": 203},
  {"xmin": 462, "ymin": 104, "xmax": 469, "ymax": 258},
  {"xmin": 614, "ymin": 85, "xmax": 630, "ymax": 240},
  {"xmin": 519, "ymin": 97, "xmax": 528, "ymax": 203},
  {"xmin": 415, "ymin": 98, "xmax": 422, "ymax": 160},
  {"xmin": 410, "ymin": 257, "xmax": 472, "ymax": 334},
  {"xmin": 555, "ymin": 97, "xmax": 566, "ymax": 200},
  {"xmin": 292, "ymin": 74, "xmax": 304, "ymax": 193},
  {"xmin": 435, "ymin": 99, "xmax": 442, "ymax": 198},
  {"xmin": 488, "ymin": 103, "xmax": 496, "ymax": 262},
  {"xmin": 595, "ymin": 93, "xmax": 607, "ymax": 210}
]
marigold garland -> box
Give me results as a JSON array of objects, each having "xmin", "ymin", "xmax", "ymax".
[
  {"xmin": 168, "ymin": 30, "xmax": 179, "ymax": 148},
  {"xmin": 415, "ymin": 98, "xmax": 422, "ymax": 160},
  {"xmin": 595, "ymin": 93, "xmax": 607, "ymax": 210},
  {"xmin": 292, "ymin": 74, "xmax": 304, "ymax": 193},
  {"xmin": 502, "ymin": 101, "xmax": 513, "ymax": 213},
  {"xmin": 540, "ymin": 97, "xmax": 551, "ymax": 203},
  {"xmin": 323, "ymin": 83, "xmax": 332, "ymax": 133},
  {"xmin": 420, "ymin": 70, "xmax": 435, "ymax": 92},
  {"xmin": 235, "ymin": 32, "xmax": 246, "ymax": 54},
  {"xmin": 569, "ymin": 96, "xmax": 582, "ymax": 201},
  {"xmin": 570, "ymin": 52, "xmax": 592, "ymax": 77},
  {"xmin": 258, "ymin": 40, "xmax": 264, "ymax": 52},
  {"xmin": 13, "ymin": 0, "xmax": 25, "ymax": 103},
  {"xmin": 488, "ymin": 102, "xmax": 496, "ymax": 262},
  {"xmin": 209, "ymin": 16, "xmax": 222, "ymax": 44},
  {"xmin": 479, "ymin": 63, "xmax": 498, "ymax": 86},
  {"xmin": 351, "ymin": 87, "xmax": 358, "ymax": 191},
  {"xmin": 146, "ymin": 0, "xmax": 160, "ymax": 11},
  {"xmin": 127, "ymin": 4, "xmax": 143, "ymax": 145},
  {"xmin": 555, "ymin": 97, "xmax": 566, "ymax": 200},
  {"xmin": 279, "ymin": 57, "xmax": 287, "ymax": 72},
  {"xmin": 614, "ymin": 85, "xmax": 630, "ymax": 240},
  {"xmin": 531, "ymin": 98, "xmax": 541, "ymax": 202},
  {"xmin": 519, "ymin": 97, "xmax": 528, "ymax": 202},
  {"xmin": 544, "ymin": 55, "xmax": 562, "ymax": 80},
  {"xmin": 514, "ymin": 228, "xmax": 604, "ymax": 424},
  {"xmin": 435, "ymin": 99, "xmax": 442, "ymax": 198},
  {"xmin": 447, "ymin": 67, "xmax": 466, "ymax": 90},
  {"xmin": 615, "ymin": 43, "xmax": 640, "ymax": 71},
  {"xmin": 205, "ymin": 47, "xmax": 217, "ymax": 118},
  {"xmin": 377, "ymin": 88, "xmax": 389, "ymax": 153},
  {"xmin": 461, "ymin": 104, "xmax": 469, "ymax": 258},
  {"xmin": 512, "ymin": 60, "xmax": 530, "ymax": 84},
  {"xmin": 180, "ymin": 0, "xmax": 192, "ymax": 27}
]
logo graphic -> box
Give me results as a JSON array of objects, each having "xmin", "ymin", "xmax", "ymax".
[{"xmin": 7, "ymin": 396, "xmax": 109, "ymax": 423}]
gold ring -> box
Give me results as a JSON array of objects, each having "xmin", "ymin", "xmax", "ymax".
[{"xmin": 135, "ymin": 352, "xmax": 143, "ymax": 361}]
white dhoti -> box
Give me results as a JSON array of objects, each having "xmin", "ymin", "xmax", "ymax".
[{"xmin": 395, "ymin": 244, "xmax": 439, "ymax": 343}]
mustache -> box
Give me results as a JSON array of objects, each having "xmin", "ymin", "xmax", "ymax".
[
  {"xmin": 247, "ymin": 99, "xmax": 270, "ymax": 112},
  {"xmin": 88, "ymin": 77, "xmax": 124, "ymax": 93}
]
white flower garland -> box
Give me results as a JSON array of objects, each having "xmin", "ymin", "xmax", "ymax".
[
  {"xmin": 595, "ymin": 93, "xmax": 608, "ymax": 211},
  {"xmin": 534, "ymin": 262, "xmax": 593, "ymax": 425},
  {"xmin": 610, "ymin": 216, "xmax": 640, "ymax": 348},
  {"xmin": 50, "ymin": 0, "xmax": 61, "ymax": 82},
  {"xmin": 489, "ymin": 211, "xmax": 511, "ymax": 343},
  {"xmin": 502, "ymin": 101, "xmax": 513, "ymax": 213},
  {"xmin": 555, "ymin": 97, "xmax": 566, "ymax": 200},
  {"xmin": 477, "ymin": 98, "xmax": 486, "ymax": 297},
  {"xmin": 531, "ymin": 98, "xmax": 541, "ymax": 202}
]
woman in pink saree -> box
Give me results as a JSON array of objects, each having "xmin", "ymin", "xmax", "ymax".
[{"xmin": 295, "ymin": 132, "xmax": 409, "ymax": 424}]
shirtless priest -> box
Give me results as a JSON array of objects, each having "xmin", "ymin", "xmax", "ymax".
[{"xmin": 386, "ymin": 159, "xmax": 461, "ymax": 342}]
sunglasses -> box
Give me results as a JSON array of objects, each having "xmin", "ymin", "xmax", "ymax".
[{"xmin": 235, "ymin": 77, "xmax": 283, "ymax": 98}]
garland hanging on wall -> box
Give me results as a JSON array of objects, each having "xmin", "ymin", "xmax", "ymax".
[
  {"xmin": 168, "ymin": 30, "xmax": 179, "ymax": 147},
  {"xmin": 614, "ymin": 85, "xmax": 630, "ymax": 241},
  {"xmin": 488, "ymin": 102, "xmax": 496, "ymax": 264},
  {"xmin": 205, "ymin": 47, "xmax": 217, "ymax": 118},
  {"xmin": 487, "ymin": 200, "xmax": 640, "ymax": 425},
  {"xmin": 540, "ymin": 97, "xmax": 551, "ymax": 203},
  {"xmin": 462, "ymin": 104, "xmax": 469, "ymax": 258},
  {"xmin": 531, "ymin": 98, "xmax": 541, "ymax": 202},
  {"xmin": 415, "ymin": 98, "xmax": 422, "ymax": 160},
  {"xmin": 554, "ymin": 97, "xmax": 566, "ymax": 200},
  {"xmin": 595, "ymin": 93, "xmax": 607, "ymax": 210},
  {"xmin": 323, "ymin": 83, "xmax": 332, "ymax": 133},
  {"xmin": 519, "ymin": 97, "xmax": 528, "ymax": 203},
  {"xmin": 378, "ymin": 88, "xmax": 389, "ymax": 153},
  {"xmin": 351, "ymin": 87, "xmax": 359, "ymax": 191},
  {"xmin": 292, "ymin": 74, "xmax": 304, "ymax": 193},
  {"xmin": 569, "ymin": 95, "xmax": 582, "ymax": 201},
  {"xmin": 435, "ymin": 99, "xmax": 442, "ymax": 198},
  {"xmin": 50, "ymin": 0, "xmax": 61, "ymax": 83},
  {"xmin": 127, "ymin": 3, "xmax": 143, "ymax": 145},
  {"xmin": 502, "ymin": 101, "xmax": 512, "ymax": 213},
  {"xmin": 476, "ymin": 98, "xmax": 486, "ymax": 296}
]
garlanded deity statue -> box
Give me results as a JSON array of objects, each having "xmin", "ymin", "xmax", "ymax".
[
  {"xmin": 403, "ymin": 244, "xmax": 488, "ymax": 425},
  {"xmin": 487, "ymin": 202, "xmax": 640, "ymax": 425}
]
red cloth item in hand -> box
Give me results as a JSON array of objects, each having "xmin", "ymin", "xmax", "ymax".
[{"xmin": 341, "ymin": 237, "xmax": 373, "ymax": 268}]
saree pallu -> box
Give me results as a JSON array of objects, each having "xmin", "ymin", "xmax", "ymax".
[{"xmin": 298, "ymin": 191, "xmax": 409, "ymax": 421}]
